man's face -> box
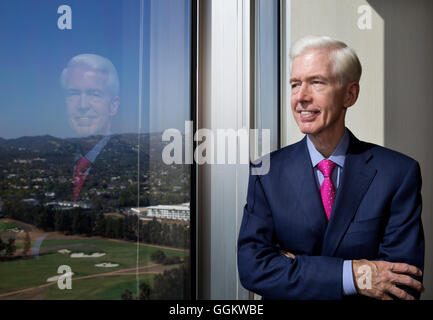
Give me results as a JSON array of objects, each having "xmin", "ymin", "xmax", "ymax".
[
  {"xmin": 65, "ymin": 67, "xmax": 119, "ymax": 136},
  {"xmin": 290, "ymin": 49, "xmax": 348, "ymax": 138}
]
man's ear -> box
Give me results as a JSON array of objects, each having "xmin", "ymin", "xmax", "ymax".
[
  {"xmin": 110, "ymin": 96, "xmax": 120, "ymax": 116},
  {"xmin": 343, "ymin": 82, "xmax": 360, "ymax": 109}
]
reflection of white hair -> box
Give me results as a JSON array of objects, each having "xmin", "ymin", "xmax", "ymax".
[
  {"xmin": 60, "ymin": 53, "xmax": 119, "ymax": 96},
  {"xmin": 290, "ymin": 35, "xmax": 362, "ymax": 85}
]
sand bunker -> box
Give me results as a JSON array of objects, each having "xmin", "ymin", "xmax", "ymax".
[
  {"xmin": 58, "ymin": 249, "xmax": 71, "ymax": 254},
  {"xmin": 46, "ymin": 272, "xmax": 74, "ymax": 282},
  {"xmin": 95, "ymin": 262, "xmax": 119, "ymax": 268},
  {"xmin": 70, "ymin": 252, "xmax": 106, "ymax": 258}
]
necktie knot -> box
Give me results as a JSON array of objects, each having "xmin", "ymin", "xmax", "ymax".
[{"xmin": 317, "ymin": 159, "xmax": 336, "ymax": 178}]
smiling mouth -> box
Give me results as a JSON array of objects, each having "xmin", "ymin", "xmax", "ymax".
[
  {"xmin": 298, "ymin": 110, "xmax": 320, "ymax": 121},
  {"xmin": 300, "ymin": 111, "xmax": 317, "ymax": 115},
  {"xmin": 74, "ymin": 116, "xmax": 97, "ymax": 126}
]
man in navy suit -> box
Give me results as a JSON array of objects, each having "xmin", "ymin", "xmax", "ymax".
[
  {"xmin": 60, "ymin": 54, "xmax": 120, "ymax": 202},
  {"xmin": 237, "ymin": 36, "xmax": 425, "ymax": 300}
]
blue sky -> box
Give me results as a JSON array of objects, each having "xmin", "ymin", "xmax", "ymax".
[{"xmin": 0, "ymin": 0, "xmax": 190, "ymax": 139}]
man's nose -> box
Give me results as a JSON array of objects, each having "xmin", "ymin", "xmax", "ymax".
[
  {"xmin": 78, "ymin": 93, "xmax": 91, "ymax": 111},
  {"xmin": 297, "ymin": 83, "xmax": 312, "ymax": 102}
]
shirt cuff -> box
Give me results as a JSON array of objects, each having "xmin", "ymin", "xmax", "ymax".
[{"xmin": 342, "ymin": 260, "xmax": 357, "ymax": 296}]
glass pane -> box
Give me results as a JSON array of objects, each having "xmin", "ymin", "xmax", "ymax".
[
  {"xmin": 255, "ymin": 0, "xmax": 279, "ymax": 152},
  {"xmin": 0, "ymin": 0, "xmax": 191, "ymax": 300}
]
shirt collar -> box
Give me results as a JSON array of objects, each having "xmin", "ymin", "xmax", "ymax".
[
  {"xmin": 75, "ymin": 134, "xmax": 111, "ymax": 164},
  {"xmin": 306, "ymin": 127, "xmax": 349, "ymax": 168}
]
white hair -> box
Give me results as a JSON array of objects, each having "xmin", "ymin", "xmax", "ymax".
[
  {"xmin": 60, "ymin": 53, "xmax": 119, "ymax": 96},
  {"xmin": 290, "ymin": 35, "xmax": 362, "ymax": 85}
]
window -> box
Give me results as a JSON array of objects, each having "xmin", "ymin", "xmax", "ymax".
[
  {"xmin": 254, "ymin": 0, "xmax": 280, "ymax": 152},
  {"xmin": 0, "ymin": 0, "xmax": 194, "ymax": 300}
]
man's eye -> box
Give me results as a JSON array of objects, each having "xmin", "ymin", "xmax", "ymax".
[
  {"xmin": 291, "ymin": 83, "xmax": 300, "ymax": 89},
  {"xmin": 67, "ymin": 90, "xmax": 80, "ymax": 96},
  {"xmin": 89, "ymin": 91, "xmax": 102, "ymax": 97},
  {"xmin": 312, "ymin": 80, "xmax": 324, "ymax": 85}
]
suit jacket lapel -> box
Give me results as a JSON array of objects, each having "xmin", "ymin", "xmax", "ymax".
[
  {"xmin": 321, "ymin": 131, "xmax": 377, "ymax": 256},
  {"xmin": 284, "ymin": 137, "xmax": 327, "ymax": 238}
]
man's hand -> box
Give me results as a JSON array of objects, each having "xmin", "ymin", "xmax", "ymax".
[
  {"xmin": 352, "ymin": 259, "xmax": 424, "ymax": 300},
  {"xmin": 281, "ymin": 250, "xmax": 295, "ymax": 259}
]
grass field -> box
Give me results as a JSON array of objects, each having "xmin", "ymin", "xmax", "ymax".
[
  {"xmin": 0, "ymin": 237, "xmax": 187, "ymax": 299},
  {"xmin": 0, "ymin": 221, "xmax": 20, "ymax": 232},
  {"xmin": 45, "ymin": 274, "xmax": 154, "ymax": 300}
]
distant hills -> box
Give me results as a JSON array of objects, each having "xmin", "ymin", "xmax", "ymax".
[
  {"xmin": 0, "ymin": 132, "xmax": 171, "ymax": 161},
  {"xmin": 0, "ymin": 135, "xmax": 74, "ymax": 152},
  {"xmin": 0, "ymin": 133, "xmax": 158, "ymax": 150}
]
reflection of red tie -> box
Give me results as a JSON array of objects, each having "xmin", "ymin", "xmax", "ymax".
[
  {"xmin": 317, "ymin": 159, "xmax": 337, "ymax": 220},
  {"xmin": 73, "ymin": 157, "xmax": 91, "ymax": 202}
]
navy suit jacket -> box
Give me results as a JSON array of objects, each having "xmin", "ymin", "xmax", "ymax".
[{"xmin": 237, "ymin": 130, "xmax": 424, "ymax": 300}]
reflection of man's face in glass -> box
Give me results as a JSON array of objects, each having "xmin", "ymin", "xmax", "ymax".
[{"xmin": 65, "ymin": 67, "xmax": 119, "ymax": 136}]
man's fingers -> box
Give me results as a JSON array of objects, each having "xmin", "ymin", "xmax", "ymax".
[
  {"xmin": 392, "ymin": 274, "xmax": 424, "ymax": 293},
  {"xmin": 280, "ymin": 250, "xmax": 295, "ymax": 259},
  {"xmin": 380, "ymin": 293, "xmax": 393, "ymax": 300},
  {"xmin": 390, "ymin": 262, "xmax": 422, "ymax": 276},
  {"xmin": 283, "ymin": 252, "xmax": 295, "ymax": 259},
  {"xmin": 386, "ymin": 284, "xmax": 415, "ymax": 300}
]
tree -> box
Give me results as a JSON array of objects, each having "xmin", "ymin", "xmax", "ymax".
[
  {"xmin": 71, "ymin": 210, "xmax": 91, "ymax": 235},
  {"xmin": 80, "ymin": 213, "xmax": 92, "ymax": 235},
  {"xmin": 54, "ymin": 211, "xmax": 66, "ymax": 232},
  {"xmin": 183, "ymin": 255, "xmax": 191, "ymax": 299},
  {"xmin": 62, "ymin": 211, "xmax": 74, "ymax": 234},
  {"xmin": 0, "ymin": 238, "xmax": 16, "ymax": 259},
  {"xmin": 121, "ymin": 289, "xmax": 133, "ymax": 300},
  {"xmin": 71, "ymin": 211, "xmax": 81, "ymax": 234},
  {"xmin": 148, "ymin": 218, "xmax": 162, "ymax": 244},
  {"xmin": 6, "ymin": 238, "xmax": 16, "ymax": 257},
  {"xmin": 139, "ymin": 282, "xmax": 152, "ymax": 300},
  {"xmin": 113, "ymin": 218, "xmax": 123, "ymax": 239},
  {"xmin": 35, "ymin": 209, "xmax": 48, "ymax": 230},
  {"xmin": 152, "ymin": 266, "xmax": 186, "ymax": 299},
  {"xmin": 161, "ymin": 223, "xmax": 170, "ymax": 246},
  {"xmin": 93, "ymin": 212, "xmax": 106, "ymax": 236},
  {"xmin": 164, "ymin": 255, "xmax": 181, "ymax": 265},
  {"xmin": 151, "ymin": 250, "xmax": 166, "ymax": 264},
  {"xmin": 122, "ymin": 215, "xmax": 136, "ymax": 241},
  {"xmin": 45, "ymin": 207, "xmax": 55, "ymax": 231},
  {"xmin": 23, "ymin": 231, "xmax": 31, "ymax": 257},
  {"xmin": 0, "ymin": 238, "xmax": 5, "ymax": 256},
  {"xmin": 105, "ymin": 218, "xmax": 114, "ymax": 238}
]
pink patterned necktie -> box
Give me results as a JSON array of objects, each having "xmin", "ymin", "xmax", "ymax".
[
  {"xmin": 73, "ymin": 157, "xmax": 91, "ymax": 202},
  {"xmin": 317, "ymin": 159, "xmax": 337, "ymax": 220}
]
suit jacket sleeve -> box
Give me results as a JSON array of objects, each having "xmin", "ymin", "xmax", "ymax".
[
  {"xmin": 377, "ymin": 160, "xmax": 424, "ymax": 298},
  {"xmin": 237, "ymin": 165, "xmax": 345, "ymax": 300}
]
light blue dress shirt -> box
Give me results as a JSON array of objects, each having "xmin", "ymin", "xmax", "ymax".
[
  {"xmin": 75, "ymin": 134, "xmax": 111, "ymax": 175},
  {"xmin": 86, "ymin": 134, "xmax": 111, "ymax": 163},
  {"xmin": 306, "ymin": 128, "xmax": 357, "ymax": 296}
]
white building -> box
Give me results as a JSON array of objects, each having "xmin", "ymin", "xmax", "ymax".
[
  {"xmin": 45, "ymin": 200, "xmax": 91, "ymax": 210},
  {"xmin": 131, "ymin": 203, "xmax": 190, "ymax": 221}
]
